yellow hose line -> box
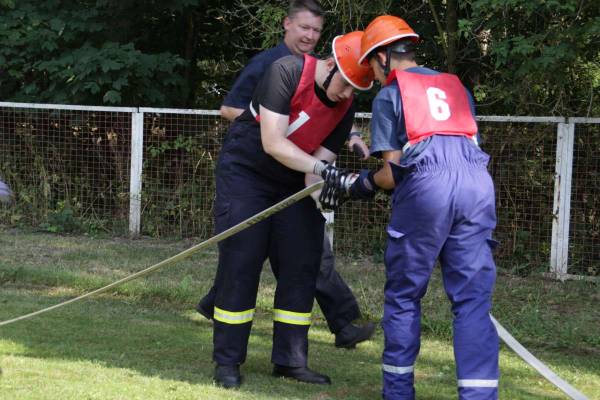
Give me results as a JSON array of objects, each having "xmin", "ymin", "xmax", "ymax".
[{"xmin": 0, "ymin": 181, "xmax": 323, "ymax": 327}]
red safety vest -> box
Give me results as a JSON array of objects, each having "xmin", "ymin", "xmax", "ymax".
[
  {"xmin": 255, "ymin": 55, "xmax": 353, "ymax": 154},
  {"xmin": 386, "ymin": 69, "xmax": 477, "ymax": 146}
]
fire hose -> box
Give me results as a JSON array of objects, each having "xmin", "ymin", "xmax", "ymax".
[{"xmin": 0, "ymin": 181, "xmax": 323, "ymax": 327}]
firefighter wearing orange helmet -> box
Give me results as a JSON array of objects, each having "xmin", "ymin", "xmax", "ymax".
[
  {"xmin": 210, "ymin": 31, "xmax": 373, "ymax": 389},
  {"xmin": 321, "ymin": 15, "xmax": 500, "ymax": 400}
]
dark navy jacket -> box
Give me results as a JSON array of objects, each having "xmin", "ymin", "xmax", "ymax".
[{"xmin": 221, "ymin": 42, "xmax": 292, "ymax": 110}]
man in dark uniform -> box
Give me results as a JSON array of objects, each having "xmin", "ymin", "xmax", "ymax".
[
  {"xmin": 322, "ymin": 15, "xmax": 500, "ymax": 400},
  {"xmin": 211, "ymin": 31, "xmax": 374, "ymax": 389},
  {"xmin": 198, "ymin": 0, "xmax": 375, "ymax": 350}
]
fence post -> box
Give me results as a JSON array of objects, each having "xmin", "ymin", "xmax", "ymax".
[
  {"xmin": 129, "ymin": 111, "xmax": 144, "ymax": 237},
  {"xmin": 550, "ymin": 122, "xmax": 575, "ymax": 277},
  {"xmin": 323, "ymin": 210, "xmax": 334, "ymax": 248}
]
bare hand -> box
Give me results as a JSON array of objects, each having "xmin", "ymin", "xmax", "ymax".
[{"xmin": 348, "ymin": 135, "xmax": 370, "ymax": 160}]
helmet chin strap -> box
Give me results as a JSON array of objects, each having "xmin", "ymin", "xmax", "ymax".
[
  {"xmin": 374, "ymin": 48, "xmax": 393, "ymax": 77},
  {"xmin": 322, "ymin": 64, "xmax": 338, "ymax": 91},
  {"xmin": 385, "ymin": 47, "xmax": 393, "ymax": 76}
]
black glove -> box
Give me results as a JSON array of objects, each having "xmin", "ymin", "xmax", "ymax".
[
  {"xmin": 351, "ymin": 143, "xmax": 366, "ymax": 159},
  {"xmin": 319, "ymin": 164, "xmax": 354, "ymax": 210},
  {"xmin": 348, "ymin": 169, "xmax": 378, "ymax": 200}
]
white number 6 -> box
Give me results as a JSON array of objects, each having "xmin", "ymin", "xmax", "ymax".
[{"xmin": 426, "ymin": 87, "xmax": 451, "ymax": 121}]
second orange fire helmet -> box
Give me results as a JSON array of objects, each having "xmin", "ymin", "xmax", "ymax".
[
  {"xmin": 332, "ymin": 31, "xmax": 374, "ymax": 91},
  {"xmin": 358, "ymin": 15, "xmax": 419, "ymax": 65}
]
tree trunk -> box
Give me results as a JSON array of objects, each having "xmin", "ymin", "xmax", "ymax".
[
  {"xmin": 184, "ymin": 10, "xmax": 197, "ymax": 107},
  {"xmin": 446, "ymin": 0, "xmax": 458, "ymax": 73}
]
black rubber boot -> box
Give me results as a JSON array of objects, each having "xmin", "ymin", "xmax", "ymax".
[
  {"xmin": 334, "ymin": 322, "xmax": 375, "ymax": 349},
  {"xmin": 214, "ymin": 364, "xmax": 241, "ymax": 389},
  {"xmin": 272, "ymin": 364, "xmax": 331, "ymax": 385}
]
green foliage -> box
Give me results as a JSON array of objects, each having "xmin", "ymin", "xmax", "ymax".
[
  {"xmin": 2, "ymin": 1, "xmax": 597, "ymax": 113},
  {"xmin": 39, "ymin": 202, "xmax": 80, "ymax": 233},
  {"xmin": 462, "ymin": 0, "xmax": 600, "ymax": 115},
  {"xmin": 256, "ymin": 4, "xmax": 288, "ymax": 49},
  {"xmin": 148, "ymin": 135, "xmax": 197, "ymax": 158},
  {"xmin": 0, "ymin": 108, "xmax": 131, "ymax": 235},
  {"xmin": 0, "ymin": 0, "xmax": 191, "ymax": 106}
]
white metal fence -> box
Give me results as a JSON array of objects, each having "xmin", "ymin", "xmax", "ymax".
[{"xmin": 0, "ymin": 102, "xmax": 598, "ymax": 279}]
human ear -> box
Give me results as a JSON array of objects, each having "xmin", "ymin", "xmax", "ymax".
[
  {"xmin": 326, "ymin": 57, "xmax": 336, "ymax": 71},
  {"xmin": 376, "ymin": 50, "xmax": 387, "ymax": 65}
]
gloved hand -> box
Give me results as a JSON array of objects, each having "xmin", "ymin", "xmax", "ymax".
[
  {"xmin": 309, "ymin": 186, "xmax": 324, "ymax": 210},
  {"xmin": 348, "ymin": 169, "xmax": 378, "ymax": 200},
  {"xmin": 319, "ymin": 164, "xmax": 356, "ymax": 210}
]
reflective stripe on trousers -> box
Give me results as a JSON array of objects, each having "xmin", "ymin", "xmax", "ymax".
[
  {"xmin": 273, "ymin": 309, "xmax": 311, "ymax": 325},
  {"xmin": 458, "ymin": 379, "xmax": 498, "ymax": 388},
  {"xmin": 383, "ymin": 364, "xmax": 414, "ymax": 375},
  {"xmin": 214, "ymin": 306, "xmax": 255, "ymax": 324}
]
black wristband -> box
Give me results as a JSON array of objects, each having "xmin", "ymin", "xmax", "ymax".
[
  {"xmin": 366, "ymin": 170, "xmax": 378, "ymax": 189},
  {"xmin": 348, "ymin": 131, "xmax": 362, "ymax": 139}
]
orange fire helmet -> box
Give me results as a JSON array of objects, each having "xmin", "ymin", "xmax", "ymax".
[
  {"xmin": 358, "ymin": 15, "xmax": 419, "ymax": 65},
  {"xmin": 332, "ymin": 31, "xmax": 374, "ymax": 91}
]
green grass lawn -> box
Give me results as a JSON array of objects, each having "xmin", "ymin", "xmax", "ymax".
[{"xmin": 0, "ymin": 229, "xmax": 598, "ymax": 399}]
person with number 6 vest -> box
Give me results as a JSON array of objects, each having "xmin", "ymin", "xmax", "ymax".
[
  {"xmin": 324, "ymin": 15, "xmax": 500, "ymax": 400},
  {"xmin": 210, "ymin": 31, "xmax": 374, "ymax": 389}
]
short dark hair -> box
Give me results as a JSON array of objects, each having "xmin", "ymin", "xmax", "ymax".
[
  {"xmin": 373, "ymin": 40, "xmax": 416, "ymax": 63},
  {"xmin": 287, "ymin": 0, "xmax": 324, "ymax": 19},
  {"xmin": 389, "ymin": 40, "xmax": 417, "ymax": 63},
  {"xmin": 390, "ymin": 51, "xmax": 416, "ymax": 63}
]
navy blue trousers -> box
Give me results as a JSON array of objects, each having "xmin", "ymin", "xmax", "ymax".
[
  {"xmin": 198, "ymin": 121, "xmax": 359, "ymax": 335},
  {"xmin": 211, "ymin": 157, "xmax": 324, "ymax": 367},
  {"xmin": 382, "ymin": 136, "xmax": 499, "ymax": 400},
  {"xmin": 199, "ymin": 233, "xmax": 360, "ymax": 334}
]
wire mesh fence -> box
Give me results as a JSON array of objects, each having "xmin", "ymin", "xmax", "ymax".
[
  {"xmin": 0, "ymin": 103, "xmax": 598, "ymax": 278},
  {"xmin": 569, "ymin": 122, "xmax": 600, "ymax": 276},
  {"xmin": 334, "ymin": 114, "xmax": 389, "ymax": 259},
  {"xmin": 0, "ymin": 104, "xmax": 133, "ymax": 233},
  {"xmin": 334, "ymin": 118, "xmax": 559, "ymax": 274},
  {"xmin": 482, "ymin": 121, "xmax": 557, "ymax": 274},
  {"xmin": 140, "ymin": 111, "xmax": 226, "ymax": 238}
]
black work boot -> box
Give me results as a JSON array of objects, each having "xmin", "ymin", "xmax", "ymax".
[
  {"xmin": 273, "ymin": 364, "xmax": 331, "ymax": 385},
  {"xmin": 335, "ymin": 322, "xmax": 375, "ymax": 349},
  {"xmin": 214, "ymin": 364, "xmax": 242, "ymax": 389}
]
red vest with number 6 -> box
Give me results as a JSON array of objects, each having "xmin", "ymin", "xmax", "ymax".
[
  {"xmin": 255, "ymin": 55, "xmax": 353, "ymax": 154},
  {"xmin": 387, "ymin": 69, "xmax": 477, "ymax": 146}
]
